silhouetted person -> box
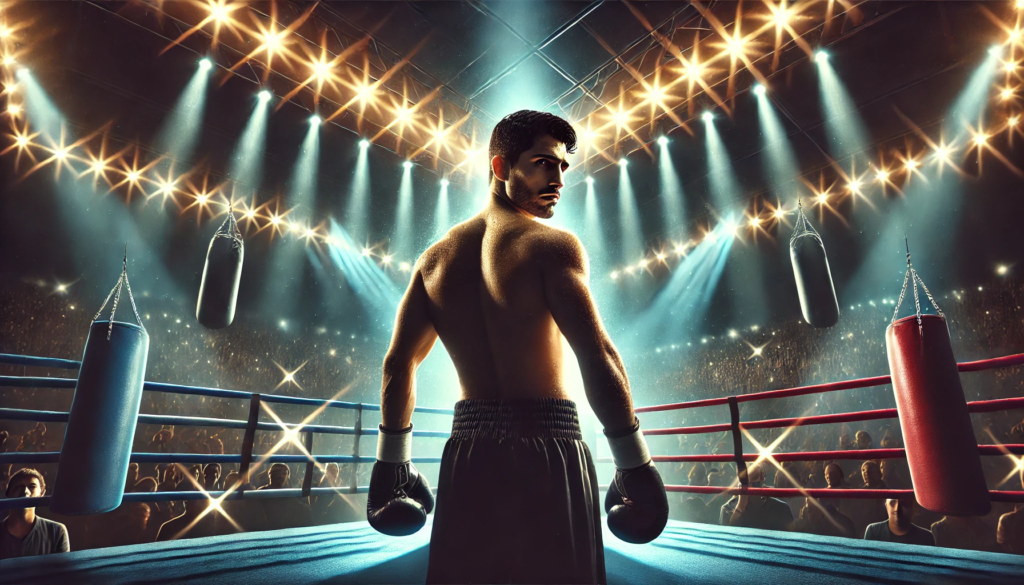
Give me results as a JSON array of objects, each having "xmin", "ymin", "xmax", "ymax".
[
  {"xmin": 257, "ymin": 464, "xmax": 311, "ymax": 530},
  {"xmin": 1, "ymin": 468, "xmax": 70, "ymax": 559},
  {"xmin": 720, "ymin": 464, "xmax": 793, "ymax": 531},
  {"xmin": 864, "ymin": 497, "xmax": 934, "ymax": 546},
  {"xmin": 794, "ymin": 497, "xmax": 856, "ymax": 538},
  {"xmin": 156, "ymin": 498, "xmax": 216, "ymax": 541},
  {"xmin": 124, "ymin": 462, "xmax": 139, "ymax": 493},
  {"xmin": 203, "ymin": 463, "xmax": 222, "ymax": 491},
  {"xmin": 110, "ymin": 503, "xmax": 152, "ymax": 547},
  {"xmin": 931, "ymin": 515, "xmax": 994, "ymax": 552},
  {"xmin": 997, "ymin": 467, "xmax": 1024, "ymax": 554}
]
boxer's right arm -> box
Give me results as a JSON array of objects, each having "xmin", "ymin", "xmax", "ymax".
[
  {"xmin": 541, "ymin": 231, "xmax": 668, "ymax": 544},
  {"xmin": 539, "ymin": 231, "xmax": 634, "ymax": 432}
]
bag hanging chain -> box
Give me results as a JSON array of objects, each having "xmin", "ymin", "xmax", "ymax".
[
  {"xmin": 791, "ymin": 199, "xmax": 821, "ymax": 245},
  {"xmin": 93, "ymin": 243, "xmax": 146, "ymax": 340},
  {"xmin": 215, "ymin": 212, "xmax": 243, "ymax": 249},
  {"xmin": 891, "ymin": 236, "xmax": 945, "ymax": 335}
]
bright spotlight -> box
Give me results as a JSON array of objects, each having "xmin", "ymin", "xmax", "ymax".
[
  {"xmin": 773, "ymin": 207, "xmax": 785, "ymax": 219},
  {"xmin": 657, "ymin": 136, "xmax": 669, "ymax": 146},
  {"xmin": 973, "ymin": 133, "xmax": 989, "ymax": 146},
  {"xmin": 618, "ymin": 158, "xmax": 628, "ymax": 167},
  {"xmin": 814, "ymin": 50, "xmax": 829, "ymax": 64},
  {"xmin": 440, "ymin": 178, "xmax": 449, "ymax": 186},
  {"xmin": 15, "ymin": 67, "xmax": 28, "ymax": 79},
  {"xmin": 753, "ymin": 84, "xmax": 767, "ymax": 97},
  {"xmin": 585, "ymin": 176, "xmax": 594, "ymax": 184},
  {"xmin": 997, "ymin": 264, "xmax": 1009, "ymax": 276},
  {"xmin": 258, "ymin": 90, "xmax": 272, "ymax": 102},
  {"xmin": 403, "ymin": 161, "xmax": 413, "ymax": 170},
  {"xmin": 7, "ymin": 103, "xmax": 20, "ymax": 116},
  {"xmin": 989, "ymin": 45, "xmax": 1005, "ymax": 57},
  {"xmin": 199, "ymin": 58, "xmax": 213, "ymax": 71},
  {"xmin": 358, "ymin": 138, "xmax": 369, "ymax": 149},
  {"xmin": 816, "ymin": 192, "xmax": 828, "ymax": 203},
  {"xmin": 748, "ymin": 216, "xmax": 761, "ymax": 228},
  {"xmin": 310, "ymin": 114, "xmax": 321, "ymax": 126},
  {"xmin": 875, "ymin": 169, "xmax": 890, "ymax": 182},
  {"xmin": 702, "ymin": 111, "xmax": 714, "ymax": 122}
]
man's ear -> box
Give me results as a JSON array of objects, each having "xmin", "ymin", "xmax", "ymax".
[{"xmin": 491, "ymin": 155, "xmax": 509, "ymax": 182}]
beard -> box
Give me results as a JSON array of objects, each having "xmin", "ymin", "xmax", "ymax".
[{"xmin": 507, "ymin": 177, "xmax": 556, "ymax": 219}]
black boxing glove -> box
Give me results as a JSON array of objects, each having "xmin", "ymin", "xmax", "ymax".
[
  {"xmin": 367, "ymin": 424, "xmax": 435, "ymax": 537},
  {"xmin": 604, "ymin": 419, "xmax": 669, "ymax": 544}
]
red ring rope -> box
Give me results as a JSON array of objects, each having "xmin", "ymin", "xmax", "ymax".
[
  {"xmin": 661, "ymin": 485, "xmax": 1024, "ymax": 503},
  {"xmin": 635, "ymin": 352, "xmax": 1024, "ymax": 414}
]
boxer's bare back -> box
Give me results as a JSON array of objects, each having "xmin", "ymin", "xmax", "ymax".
[{"xmin": 381, "ymin": 135, "xmax": 634, "ymax": 432}]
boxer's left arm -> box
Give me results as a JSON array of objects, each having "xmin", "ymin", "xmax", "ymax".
[
  {"xmin": 381, "ymin": 265, "xmax": 438, "ymax": 430},
  {"xmin": 370, "ymin": 264, "xmax": 438, "ymax": 537}
]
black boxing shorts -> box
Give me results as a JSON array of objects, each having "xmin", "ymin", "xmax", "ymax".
[{"xmin": 426, "ymin": 398, "xmax": 606, "ymax": 585}]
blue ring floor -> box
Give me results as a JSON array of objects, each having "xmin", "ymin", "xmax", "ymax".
[{"xmin": 2, "ymin": 519, "xmax": 1023, "ymax": 584}]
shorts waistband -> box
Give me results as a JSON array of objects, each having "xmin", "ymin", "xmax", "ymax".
[{"xmin": 450, "ymin": 398, "xmax": 582, "ymax": 440}]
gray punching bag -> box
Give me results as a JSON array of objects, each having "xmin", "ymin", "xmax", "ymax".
[
  {"xmin": 52, "ymin": 248, "xmax": 149, "ymax": 515},
  {"xmin": 790, "ymin": 204, "xmax": 840, "ymax": 328},
  {"xmin": 196, "ymin": 213, "xmax": 244, "ymax": 329}
]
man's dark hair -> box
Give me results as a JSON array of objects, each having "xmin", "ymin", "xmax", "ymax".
[
  {"xmin": 488, "ymin": 110, "xmax": 577, "ymax": 181},
  {"xmin": 6, "ymin": 467, "xmax": 45, "ymax": 497}
]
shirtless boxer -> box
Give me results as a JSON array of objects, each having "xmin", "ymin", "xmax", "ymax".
[{"xmin": 367, "ymin": 110, "xmax": 668, "ymax": 584}]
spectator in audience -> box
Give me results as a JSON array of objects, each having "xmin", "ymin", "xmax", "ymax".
[
  {"xmin": 720, "ymin": 464, "xmax": 792, "ymax": 531},
  {"xmin": 216, "ymin": 470, "xmax": 265, "ymax": 534},
  {"xmin": 109, "ymin": 503, "xmax": 152, "ymax": 547},
  {"xmin": 203, "ymin": 463, "xmax": 222, "ymax": 491},
  {"xmin": 0, "ymin": 430, "xmax": 8, "ymax": 453},
  {"xmin": 258, "ymin": 463, "xmax": 312, "ymax": 530},
  {"xmin": 931, "ymin": 514, "xmax": 994, "ymax": 552},
  {"xmin": 156, "ymin": 499, "xmax": 215, "ymax": 541},
  {"xmin": 794, "ymin": 497, "xmax": 856, "ymax": 538},
  {"xmin": 1, "ymin": 468, "xmax": 70, "ymax": 559},
  {"xmin": 688, "ymin": 463, "xmax": 709, "ymax": 488},
  {"xmin": 997, "ymin": 467, "xmax": 1024, "ymax": 554},
  {"xmin": 864, "ymin": 497, "xmax": 934, "ymax": 546},
  {"xmin": 880, "ymin": 459, "xmax": 909, "ymax": 489},
  {"xmin": 124, "ymin": 462, "xmax": 139, "ymax": 492}
]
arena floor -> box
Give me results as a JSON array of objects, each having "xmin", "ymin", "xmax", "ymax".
[{"xmin": 2, "ymin": 519, "xmax": 1022, "ymax": 584}]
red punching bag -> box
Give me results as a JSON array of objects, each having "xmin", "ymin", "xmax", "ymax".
[{"xmin": 885, "ymin": 245, "xmax": 990, "ymax": 516}]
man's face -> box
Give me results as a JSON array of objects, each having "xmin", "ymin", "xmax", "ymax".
[
  {"xmin": 498, "ymin": 135, "xmax": 568, "ymax": 219},
  {"xmin": 270, "ymin": 468, "xmax": 289, "ymax": 488},
  {"xmin": 886, "ymin": 498, "xmax": 913, "ymax": 528},
  {"xmin": 825, "ymin": 465, "xmax": 842, "ymax": 487},
  {"xmin": 862, "ymin": 464, "xmax": 880, "ymax": 485},
  {"xmin": 7, "ymin": 475, "xmax": 43, "ymax": 499},
  {"xmin": 856, "ymin": 433, "xmax": 872, "ymax": 449},
  {"xmin": 205, "ymin": 466, "xmax": 221, "ymax": 486}
]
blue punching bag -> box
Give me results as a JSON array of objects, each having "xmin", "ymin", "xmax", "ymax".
[
  {"xmin": 51, "ymin": 249, "xmax": 149, "ymax": 516},
  {"xmin": 196, "ymin": 213, "xmax": 244, "ymax": 329},
  {"xmin": 790, "ymin": 203, "xmax": 840, "ymax": 328}
]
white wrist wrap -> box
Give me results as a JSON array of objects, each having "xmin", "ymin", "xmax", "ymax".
[
  {"xmin": 376, "ymin": 426, "xmax": 412, "ymax": 463},
  {"xmin": 607, "ymin": 427, "xmax": 651, "ymax": 470}
]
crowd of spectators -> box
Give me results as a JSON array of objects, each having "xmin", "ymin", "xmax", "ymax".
[{"xmin": 1, "ymin": 277, "xmax": 1023, "ymax": 557}]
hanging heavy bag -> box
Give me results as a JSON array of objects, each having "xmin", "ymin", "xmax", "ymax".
[
  {"xmin": 51, "ymin": 246, "xmax": 149, "ymax": 516},
  {"xmin": 885, "ymin": 240, "xmax": 990, "ymax": 516},
  {"xmin": 790, "ymin": 203, "xmax": 840, "ymax": 328},
  {"xmin": 196, "ymin": 212, "xmax": 244, "ymax": 329}
]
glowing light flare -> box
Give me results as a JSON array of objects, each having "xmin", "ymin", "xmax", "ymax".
[
  {"xmin": 744, "ymin": 339, "xmax": 768, "ymax": 360},
  {"xmin": 1000, "ymin": 86, "xmax": 1017, "ymax": 101},
  {"xmin": 273, "ymin": 360, "xmax": 308, "ymax": 390}
]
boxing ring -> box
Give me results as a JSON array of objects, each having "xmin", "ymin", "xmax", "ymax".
[{"xmin": 3, "ymin": 351, "xmax": 1024, "ymax": 583}]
